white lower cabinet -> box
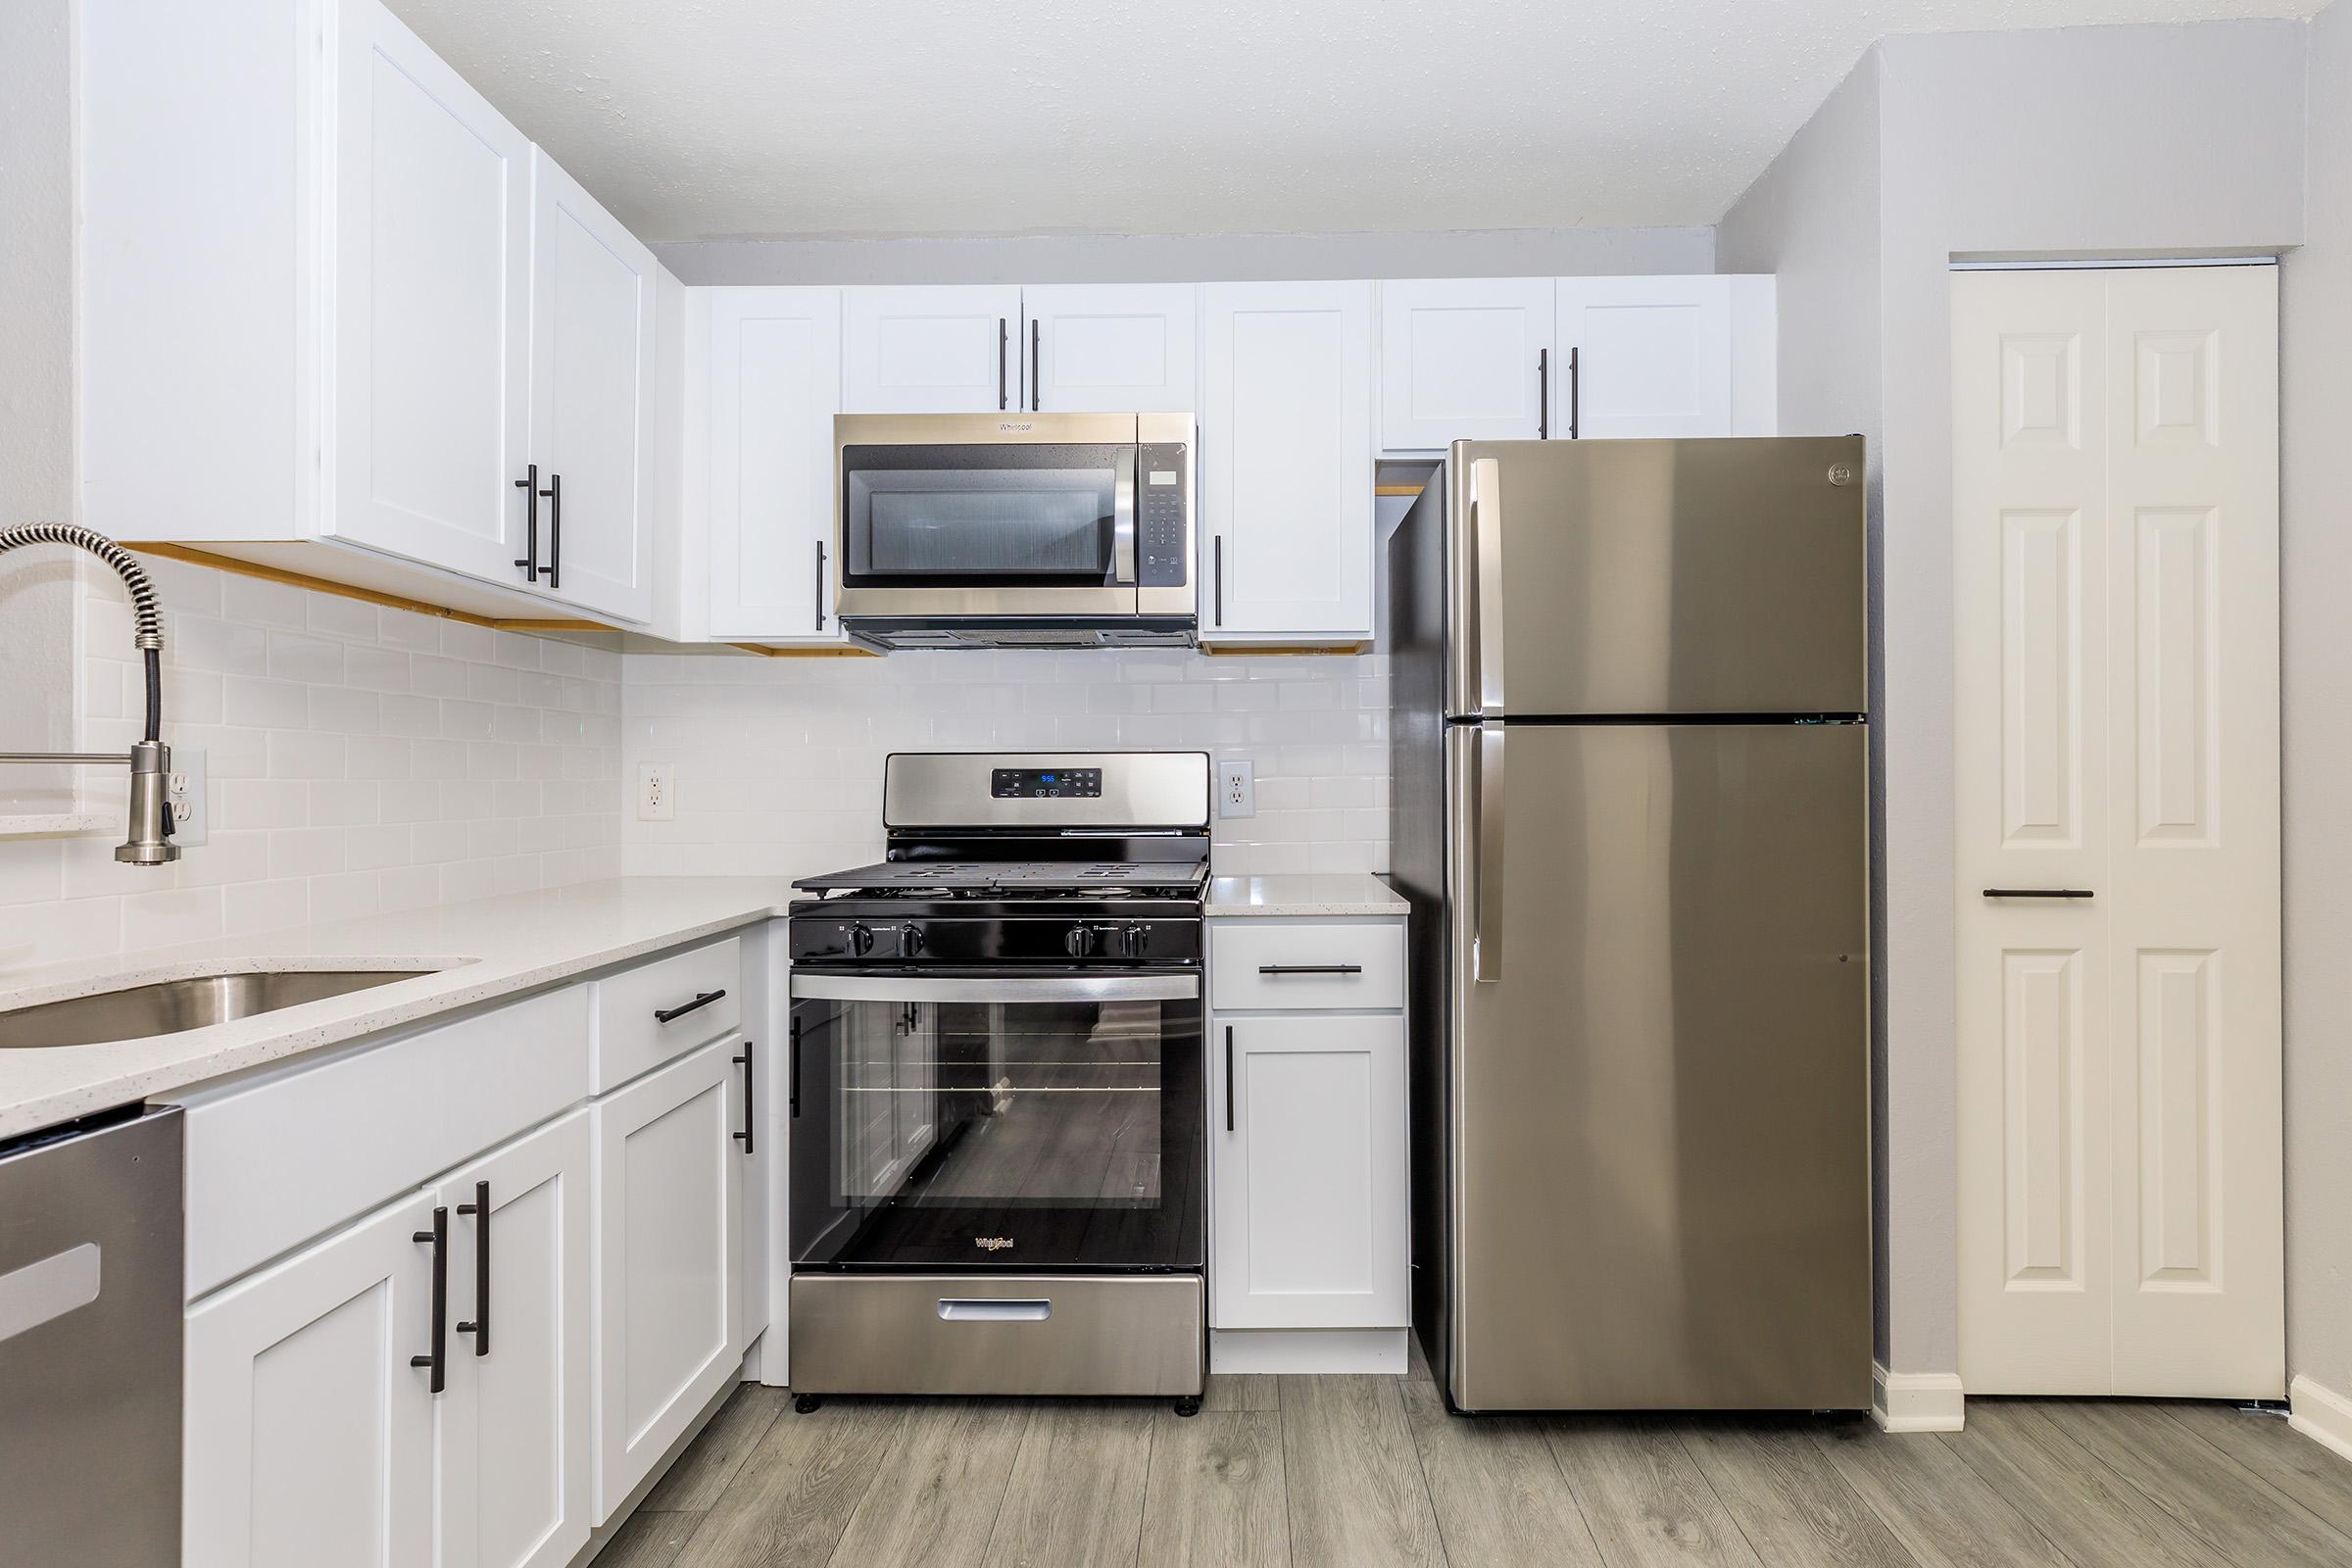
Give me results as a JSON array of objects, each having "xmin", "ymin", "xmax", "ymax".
[{"xmin": 590, "ymin": 1037, "xmax": 747, "ymax": 1517}]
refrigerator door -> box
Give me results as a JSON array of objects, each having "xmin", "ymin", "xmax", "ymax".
[
  {"xmin": 1445, "ymin": 436, "xmax": 1866, "ymax": 719},
  {"xmin": 1443, "ymin": 720, "xmax": 1870, "ymax": 1410}
]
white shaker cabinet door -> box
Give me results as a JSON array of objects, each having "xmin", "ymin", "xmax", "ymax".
[
  {"xmin": 590, "ymin": 1040, "xmax": 746, "ymax": 1519},
  {"xmin": 434, "ymin": 1110, "xmax": 594, "ymax": 1568},
  {"xmin": 1378, "ymin": 277, "xmax": 1555, "ymax": 451},
  {"xmin": 330, "ymin": 0, "xmax": 533, "ymax": 586},
  {"xmin": 842, "ymin": 285, "xmax": 1024, "ymax": 413},
  {"xmin": 1022, "ymin": 283, "xmax": 1197, "ymax": 413},
  {"xmin": 1200, "ymin": 281, "xmax": 1376, "ymax": 643},
  {"xmin": 183, "ymin": 1193, "xmax": 439, "ymax": 1568},
  {"xmin": 1553, "ymin": 275, "xmax": 1734, "ymax": 439},
  {"xmin": 526, "ymin": 148, "xmax": 657, "ymax": 623},
  {"xmin": 705, "ymin": 287, "xmax": 846, "ymax": 642}
]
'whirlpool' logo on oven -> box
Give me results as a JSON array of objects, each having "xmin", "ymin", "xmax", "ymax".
[{"xmin": 974, "ymin": 1236, "xmax": 1015, "ymax": 1250}]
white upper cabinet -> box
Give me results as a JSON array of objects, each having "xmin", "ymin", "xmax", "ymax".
[
  {"xmin": 1553, "ymin": 275, "xmax": 1735, "ymax": 439},
  {"xmin": 702, "ymin": 288, "xmax": 846, "ymax": 643},
  {"xmin": 1021, "ymin": 284, "xmax": 1197, "ymax": 413},
  {"xmin": 526, "ymin": 149, "xmax": 658, "ymax": 623},
  {"xmin": 843, "ymin": 285, "xmax": 1024, "ymax": 413},
  {"xmin": 1200, "ymin": 281, "xmax": 1376, "ymax": 644},
  {"xmin": 1377, "ymin": 278, "xmax": 1556, "ymax": 450},
  {"xmin": 328, "ymin": 0, "xmax": 533, "ymax": 586}
]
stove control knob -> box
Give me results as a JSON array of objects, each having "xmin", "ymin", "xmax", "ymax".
[
  {"xmin": 848, "ymin": 922, "xmax": 875, "ymax": 958},
  {"xmin": 1121, "ymin": 924, "xmax": 1149, "ymax": 958},
  {"xmin": 1062, "ymin": 925, "xmax": 1091, "ymax": 958},
  {"xmin": 900, "ymin": 923, "xmax": 926, "ymax": 958}
]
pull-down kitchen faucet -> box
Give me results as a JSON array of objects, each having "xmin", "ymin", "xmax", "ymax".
[{"xmin": 0, "ymin": 524, "xmax": 179, "ymax": 863}]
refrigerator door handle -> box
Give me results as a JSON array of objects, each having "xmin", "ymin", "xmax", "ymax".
[
  {"xmin": 1474, "ymin": 724, "xmax": 1505, "ymax": 981},
  {"xmin": 1471, "ymin": 458, "xmax": 1507, "ymax": 717}
]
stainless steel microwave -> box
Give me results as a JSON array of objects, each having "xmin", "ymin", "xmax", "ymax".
[{"xmin": 832, "ymin": 412, "xmax": 1195, "ymax": 650}]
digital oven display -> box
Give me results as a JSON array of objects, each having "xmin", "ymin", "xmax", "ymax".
[{"xmin": 991, "ymin": 767, "xmax": 1102, "ymax": 800}]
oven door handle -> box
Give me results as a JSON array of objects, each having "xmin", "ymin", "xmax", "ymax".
[{"xmin": 788, "ymin": 973, "xmax": 1199, "ymax": 1004}]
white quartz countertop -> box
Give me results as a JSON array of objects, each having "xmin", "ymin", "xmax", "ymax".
[
  {"xmin": 0, "ymin": 878, "xmax": 800, "ymax": 1141},
  {"xmin": 1206, "ymin": 873, "xmax": 1407, "ymax": 917}
]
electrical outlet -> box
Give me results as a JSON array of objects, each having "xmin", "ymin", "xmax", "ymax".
[
  {"xmin": 167, "ymin": 746, "xmax": 208, "ymax": 848},
  {"xmin": 638, "ymin": 762, "xmax": 676, "ymax": 822},
  {"xmin": 1218, "ymin": 759, "xmax": 1254, "ymax": 819}
]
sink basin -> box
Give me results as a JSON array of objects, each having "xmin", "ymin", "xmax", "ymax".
[{"xmin": 0, "ymin": 969, "xmax": 436, "ymax": 1048}]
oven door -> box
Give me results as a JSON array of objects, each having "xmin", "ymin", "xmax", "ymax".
[{"xmin": 787, "ymin": 971, "xmax": 1203, "ymax": 1273}]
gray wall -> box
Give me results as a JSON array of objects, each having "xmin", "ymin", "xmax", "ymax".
[
  {"xmin": 656, "ymin": 225, "xmax": 1715, "ymax": 286},
  {"xmin": 1717, "ymin": 50, "xmax": 1891, "ymax": 1360},
  {"xmin": 2282, "ymin": 0, "xmax": 2352, "ymax": 1403}
]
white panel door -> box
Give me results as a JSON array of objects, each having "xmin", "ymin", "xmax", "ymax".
[
  {"xmin": 1200, "ymin": 281, "xmax": 1375, "ymax": 642},
  {"xmin": 183, "ymin": 1193, "xmax": 438, "ymax": 1568},
  {"xmin": 842, "ymin": 285, "xmax": 1023, "ymax": 413},
  {"xmin": 527, "ymin": 148, "xmax": 656, "ymax": 622},
  {"xmin": 705, "ymin": 287, "xmax": 845, "ymax": 642},
  {"xmin": 331, "ymin": 0, "xmax": 532, "ymax": 585},
  {"xmin": 1210, "ymin": 1013, "xmax": 1408, "ymax": 1330},
  {"xmin": 1954, "ymin": 265, "xmax": 2280, "ymax": 1398},
  {"xmin": 1377, "ymin": 277, "xmax": 1555, "ymax": 450},
  {"xmin": 590, "ymin": 1039, "xmax": 745, "ymax": 1519},
  {"xmin": 1021, "ymin": 283, "xmax": 1197, "ymax": 413},
  {"xmin": 435, "ymin": 1110, "xmax": 593, "ymax": 1568},
  {"xmin": 1553, "ymin": 275, "xmax": 1734, "ymax": 438}
]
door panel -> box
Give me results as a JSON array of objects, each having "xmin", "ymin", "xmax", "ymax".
[
  {"xmin": 1024, "ymin": 283, "xmax": 1196, "ymax": 413},
  {"xmin": 1554, "ymin": 276, "xmax": 1733, "ymax": 438},
  {"xmin": 842, "ymin": 286, "xmax": 1022, "ymax": 413},
  {"xmin": 706, "ymin": 288, "xmax": 845, "ymax": 641},
  {"xmin": 1444, "ymin": 721, "xmax": 1870, "ymax": 1411},
  {"xmin": 1378, "ymin": 278, "xmax": 1554, "ymax": 450},
  {"xmin": 1444, "ymin": 437, "xmax": 1867, "ymax": 717}
]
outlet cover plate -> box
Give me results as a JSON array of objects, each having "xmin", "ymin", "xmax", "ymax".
[
  {"xmin": 638, "ymin": 762, "xmax": 675, "ymax": 822},
  {"xmin": 1218, "ymin": 759, "xmax": 1254, "ymax": 819},
  {"xmin": 168, "ymin": 745, "xmax": 208, "ymax": 848}
]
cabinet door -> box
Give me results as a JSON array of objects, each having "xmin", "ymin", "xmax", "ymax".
[
  {"xmin": 330, "ymin": 0, "xmax": 532, "ymax": 585},
  {"xmin": 1378, "ymin": 278, "xmax": 1555, "ymax": 451},
  {"xmin": 842, "ymin": 285, "xmax": 1023, "ymax": 413},
  {"xmin": 1200, "ymin": 281, "xmax": 1375, "ymax": 642},
  {"xmin": 1210, "ymin": 1013, "xmax": 1407, "ymax": 1329},
  {"xmin": 1553, "ymin": 275, "xmax": 1734, "ymax": 438},
  {"xmin": 1022, "ymin": 283, "xmax": 1196, "ymax": 413},
  {"xmin": 706, "ymin": 288, "xmax": 845, "ymax": 641},
  {"xmin": 184, "ymin": 1193, "xmax": 438, "ymax": 1568},
  {"xmin": 527, "ymin": 149, "xmax": 656, "ymax": 623},
  {"xmin": 436, "ymin": 1110, "xmax": 593, "ymax": 1568},
  {"xmin": 590, "ymin": 1040, "xmax": 744, "ymax": 1518}
]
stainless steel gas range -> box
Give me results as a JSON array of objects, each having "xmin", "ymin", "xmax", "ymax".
[{"xmin": 784, "ymin": 752, "xmax": 1210, "ymax": 1415}]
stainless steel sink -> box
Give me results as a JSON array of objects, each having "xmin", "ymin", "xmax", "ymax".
[{"xmin": 0, "ymin": 969, "xmax": 435, "ymax": 1048}]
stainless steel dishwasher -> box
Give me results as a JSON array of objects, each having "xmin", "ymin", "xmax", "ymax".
[{"xmin": 0, "ymin": 1104, "xmax": 183, "ymax": 1566}]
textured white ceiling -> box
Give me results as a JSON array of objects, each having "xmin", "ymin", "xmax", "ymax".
[{"xmin": 388, "ymin": 0, "xmax": 2322, "ymax": 242}]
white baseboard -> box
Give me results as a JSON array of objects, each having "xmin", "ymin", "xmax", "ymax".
[
  {"xmin": 2290, "ymin": 1374, "xmax": 2352, "ymax": 1465},
  {"xmin": 1872, "ymin": 1361, "xmax": 1966, "ymax": 1433},
  {"xmin": 1210, "ymin": 1328, "xmax": 1407, "ymax": 1375}
]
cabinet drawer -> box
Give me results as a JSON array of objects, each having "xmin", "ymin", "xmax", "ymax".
[
  {"xmin": 183, "ymin": 986, "xmax": 591, "ymax": 1298},
  {"xmin": 593, "ymin": 937, "xmax": 742, "ymax": 1093},
  {"xmin": 1210, "ymin": 920, "xmax": 1404, "ymax": 1011}
]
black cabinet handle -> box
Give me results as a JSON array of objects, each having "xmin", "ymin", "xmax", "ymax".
[
  {"xmin": 1537, "ymin": 348, "xmax": 1549, "ymax": 440},
  {"xmin": 733, "ymin": 1046, "xmax": 756, "ymax": 1154},
  {"xmin": 1568, "ymin": 346, "xmax": 1581, "ymax": 439},
  {"xmin": 513, "ymin": 464, "xmax": 539, "ymax": 578},
  {"xmin": 1257, "ymin": 963, "xmax": 1363, "ymax": 975},
  {"xmin": 454, "ymin": 1180, "xmax": 489, "ymax": 1357},
  {"xmin": 788, "ymin": 1016, "xmax": 803, "ymax": 1118},
  {"xmin": 537, "ymin": 471, "xmax": 562, "ymax": 589},
  {"xmin": 1030, "ymin": 318, "xmax": 1041, "ymax": 410},
  {"xmin": 1224, "ymin": 1025, "xmax": 1236, "ymax": 1133},
  {"xmin": 1983, "ymin": 888, "xmax": 2095, "ymax": 899},
  {"xmin": 1212, "ymin": 535, "xmax": 1224, "ymax": 626},
  {"xmin": 411, "ymin": 1205, "xmax": 448, "ymax": 1394},
  {"xmin": 654, "ymin": 988, "xmax": 726, "ymax": 1024},
  {"xmin": 815, "ymin": 540, "xmax": 828, "ymax": 631},
  {"xmin": 998, "ymin": 318, "xmax": 1008, "ymax": 411}
]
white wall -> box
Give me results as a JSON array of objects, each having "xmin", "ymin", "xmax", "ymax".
[
  {"xmin": 2281, "ymin": 0, "xmax": 2352, "ymax": 1406},
  {"xmin": 656, "ymin": 225, "xmax": 1715, "ymax": 286}
]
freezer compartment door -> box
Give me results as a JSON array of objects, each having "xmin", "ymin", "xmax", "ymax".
[
  {"xmin": 1446, "ymin": 437, "xmax": 1866, "ymax": 718},
  {"xmin": 1444, "ymin": 721, "xmax": 1870, "ymax": 1410}
]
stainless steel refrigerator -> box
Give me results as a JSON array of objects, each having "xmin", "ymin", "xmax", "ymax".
[{"xmin": 1389, "ymin": 436, "xmax": 1871, "ymax": 1412}]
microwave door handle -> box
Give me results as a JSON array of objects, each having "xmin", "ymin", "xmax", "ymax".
[{"xmin": 1113, "ymin": 450, "xmax": 1138, "ymax": 586}]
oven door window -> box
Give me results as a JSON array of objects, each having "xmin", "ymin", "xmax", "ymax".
[
  {"xmin": 839, "ymin": 443, "xmax": 1136, "ymax": 587},
  {"xmin": 789, "ymin": 982, "xmax": 1202, "ymax": 1271}
]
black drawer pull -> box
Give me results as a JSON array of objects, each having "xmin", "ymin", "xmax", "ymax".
[
  {"xmin": 1257, "ymin": 963, "xmax": 1363, "ymax": 976},
  {"xmin": 654, "ymin": 989, "xmax": 726, "ymax": 1024},
  {"xmin": 1224, "ymin": 1025, "xmax": 1235, "ymax": 1133},
  {"xmin": 454, "ymin": 1180, "xmax": 489, "ymax": 1357},
  {"xmin": 411, "ymin": 1205, "xmax": 448, "ymax": 1394},
  {"xmin": 788, "ymin": 1016, "xmax": 803, "ymax": 1118},
  {"xmin": 1982, "ymin": 889, "xmax": 2094, "ymax": 900},
  {"xmin": 733, "ymin": 1046, "xmax": 756, "ymax": 1154}
]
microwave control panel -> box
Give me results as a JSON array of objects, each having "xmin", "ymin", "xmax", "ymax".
[{"xmin": 1136, "ymin": 443, "xmax": 1190, "ymax": 587}]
